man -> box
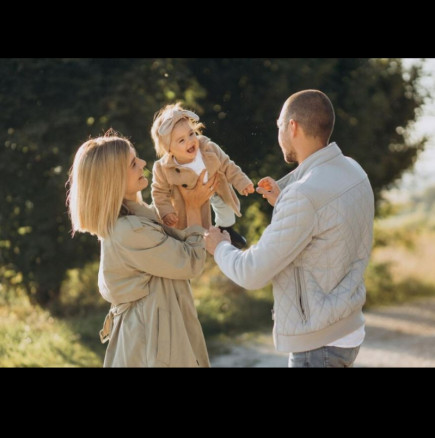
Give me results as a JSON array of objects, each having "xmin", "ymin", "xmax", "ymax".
[{"xmin": 205, "ymin": 90, "xmax": 375, "ymax": 367}]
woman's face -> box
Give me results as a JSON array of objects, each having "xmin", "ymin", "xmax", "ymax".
[{"xmin": 125, "ymin": 148, "xmax": 148, "ymax": 201}]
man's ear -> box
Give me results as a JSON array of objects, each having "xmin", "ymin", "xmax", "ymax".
[{"xmin": 289, "ymin": 119, "xmax": 298, "ymax": 136}]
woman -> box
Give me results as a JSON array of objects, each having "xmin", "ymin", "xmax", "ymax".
[{"xmin": 67, "ymin": 131, "xmax": 220, "ymax": 367}]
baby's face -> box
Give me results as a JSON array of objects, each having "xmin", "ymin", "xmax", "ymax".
[{"xmin": 169, "ymin": 119, "xmax": 199, "ymax": 164}]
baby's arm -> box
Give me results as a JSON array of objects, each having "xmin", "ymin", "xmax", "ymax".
[
  {"xmin": 210, "ymin": 141, "xmax": 253, "ymax": 195},
  {"xmin": 162, "ymin": 212, "xmax": 178, "ymax": 226},
  {"xmin": 151, "ymin": 161, "xmax": 178, "ymax": 223},
  {"xmin": 241, "ymin": 183, "xmax": 255, "ymax": 196}
]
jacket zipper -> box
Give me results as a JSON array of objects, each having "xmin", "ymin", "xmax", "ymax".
[{"xmin": 295, "ymin": 267, "xmax": 307, "ymax": 322}]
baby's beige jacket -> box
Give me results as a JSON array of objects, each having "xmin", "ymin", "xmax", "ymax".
[{"xmin": 152, "ymin": 135, "xmax": 252, "ymax": 229}]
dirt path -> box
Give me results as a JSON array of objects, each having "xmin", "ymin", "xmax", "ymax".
[{"xmin": 209, "ymin": 297, "xmax": 435, "ymax": 367}]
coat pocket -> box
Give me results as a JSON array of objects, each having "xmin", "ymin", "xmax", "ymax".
[
  {"xmin": 294, "ymin": 267, "xmax": 308, "ymax": 323},
  {"xmin": 156, "ymin": 308, "xmax": 171, "ymax": 366}
]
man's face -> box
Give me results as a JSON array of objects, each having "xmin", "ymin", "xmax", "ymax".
[{"xmin": 277, "ymin": 107, "xmax": 297, "ymax": 164}]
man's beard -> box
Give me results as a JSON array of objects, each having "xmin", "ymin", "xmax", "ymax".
[{"xmin": 284, "ymin": 150, "xmax": 298, "ymax": 164}]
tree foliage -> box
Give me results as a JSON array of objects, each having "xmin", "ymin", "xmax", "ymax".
[
  {"xmin": 0, "ymin": 58, "xmax": 426, "ymax": 305},
  {"xmin": 187, "ymin": 58, "xmax": 425, "ymax": 200},
  {"xmin": 0, "ymin": 58, "xmax": 201, "ymax": 304}
]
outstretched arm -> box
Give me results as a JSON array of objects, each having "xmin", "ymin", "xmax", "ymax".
[
  {"xmin": 256, "ymin": 177, "xmax": 281, "ymax": 206},
  {"xmin": 210, "ymin": 141, "xmax": 253, "ymax": 194},
  {"xmin": 211, "ymin": 189, "xmax": 315, "ymax": 290},
  {"xmin": 118, "ymin": 219, "xmax": 207, "ymax": 280}
]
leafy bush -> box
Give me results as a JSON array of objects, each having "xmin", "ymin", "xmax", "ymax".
[{"xmin": 0, "ymin": 58, "xmax": 427, "ymax": 306}]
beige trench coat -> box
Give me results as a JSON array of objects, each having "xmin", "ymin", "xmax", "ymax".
[
  {"xmin": 152, "ymin": 135, "xmax": 253, "ymax": 230},
  {"xmin": 98, "ymin": 201, "xmax": 210, "ymax": 367}
]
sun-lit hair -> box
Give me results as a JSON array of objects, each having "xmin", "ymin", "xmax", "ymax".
[
  {"xmin": 151, "ymin": 102, "xmax": 205, "ymax": 157},
  {"xmin": 282, "ymin": 90, "xmax": 335, "ymax": 145},
  {"xmin": 67, "ymin": 131, "xmax": 141, "ymax": 240}
]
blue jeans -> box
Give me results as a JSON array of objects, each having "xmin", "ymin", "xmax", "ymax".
[{"xmin": 289, "ymin": 346, "xmax": 360, "ymax": 368}]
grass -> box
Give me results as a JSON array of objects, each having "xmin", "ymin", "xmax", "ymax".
[
  {"xmin": 193, "ymin": 255, "xmax": 274, "ymax": 336},
  {"xmin": 373, "ymin": 230, "xmax": 435, "ymax": 285},
  {"xmin": 2, "ymin": 198, "xmax": 435, "ymax": 367},
  {"xmin": 365, "ymin": 204, "xmax": 435, "ymax": 307},
  {"xmin": 0, "ymin": 294, "xmax": 106, "ymax": 367},
  {"xmin": 0, "ymin": 257, "xmax": 273, "ymax": 367}
]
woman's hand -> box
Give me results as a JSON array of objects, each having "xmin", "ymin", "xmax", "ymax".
[
  {"xmin": 179, "ymin": 170, "xmax": 219, "ymax": 208},
  {"xmin": 178, "ymin": 170, "xmax": 219, "ymax": 227}
]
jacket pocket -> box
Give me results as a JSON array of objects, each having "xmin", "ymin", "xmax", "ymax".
[
  {"xmin": 294, "ymin": 267, "xmax": 308, "ymax": 323},
  {"xmin": 156, "ymin": 308, "xmax": 171, "ymax": 366}
]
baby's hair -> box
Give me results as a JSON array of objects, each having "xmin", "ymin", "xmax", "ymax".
[
  {"xmin": 104, "ymin": 127, "xmax": 121, "ymax": 138},
  {"xmin": 151, "ymin": 102, "xmax": 205, "ymax": 157}
]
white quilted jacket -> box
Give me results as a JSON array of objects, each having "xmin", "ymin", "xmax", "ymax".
[{"xmin": 214, "ymin": 143, "xmax": 374, "ymax": 353}]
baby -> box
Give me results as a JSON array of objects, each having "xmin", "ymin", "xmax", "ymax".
[{"xmin": 150, "ymin": 103, "xmax": 254, "ymax": 249}]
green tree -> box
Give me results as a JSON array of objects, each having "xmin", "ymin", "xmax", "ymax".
[
  {"xmin": 0, "ymin": 58, "xmax": 426, "ymax": 306},
  {"xmin": 0, "ymin": 58, "xmax": 202, "ymax": 304},
  {"xmin": 187, "ymin": 58, "xmax": 425, "ymax": 201}
]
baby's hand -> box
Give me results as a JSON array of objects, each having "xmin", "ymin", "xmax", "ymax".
[
  {"xmin": 242, "ymin": 183, "xmax": 255, "ymax": 196},
  {"xmin": 163, "ymin": 212, "xmax": 178, "ymax": 227}
]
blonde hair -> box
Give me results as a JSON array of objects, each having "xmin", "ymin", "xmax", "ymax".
[
  {"xmin": 67, "ymin": 132, "xmax": 141, "ymax": 240},
  {"xmin": 151, "ymin": 102, "xmax": 205, "ymax": 157}
]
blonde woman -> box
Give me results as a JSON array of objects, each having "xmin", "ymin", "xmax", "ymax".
[{"xmin": 67, "ymin": 131, "xmax": 221, "ymax": 367}]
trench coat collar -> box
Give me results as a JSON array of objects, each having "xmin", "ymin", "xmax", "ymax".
[{"xmin": 123, "ymin": 200, "xmax": 160, "ymax": 223}]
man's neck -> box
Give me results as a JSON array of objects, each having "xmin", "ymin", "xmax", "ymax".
[{"xmin": 297, "ymin": 141, "xmax": 326, "ymax": 163}]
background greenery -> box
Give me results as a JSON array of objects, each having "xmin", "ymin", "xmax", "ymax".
[{"xmin": 0, "ymin": 58, "xmax": 432, "ymax": 366}]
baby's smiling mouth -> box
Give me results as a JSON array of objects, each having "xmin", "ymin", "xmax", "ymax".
[{"xmin": 187, "ymin": 146, "xmax": 196, "ymax": 154}]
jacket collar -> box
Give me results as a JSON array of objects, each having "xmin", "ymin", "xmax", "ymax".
[
  {"xmin": 159, "ymin": 135, "xmax": 213, "ymax": 169},
  {"xmin": 291, "ymin": 142, "xmax": 342, "ymax": 181},
  {"xmin": 159, "ymin": 152, "xmax": 178, "ymax": 169}
]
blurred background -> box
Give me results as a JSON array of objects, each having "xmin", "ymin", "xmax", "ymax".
[{"xmin": 0, "ymin": 58, "xmax": 434, "ymax": 367}]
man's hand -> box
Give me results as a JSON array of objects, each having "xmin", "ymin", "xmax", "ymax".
[
  {"xmin": 204, "ymin": 226, "xmax": 231, "ymax": 255},
  {"xmin": 256, "ymin": 177, "xmax": 280, "ymax": 206},
  {"xmin": 162, "ymin": 212, "xmax": 178, "ymax": 227}
]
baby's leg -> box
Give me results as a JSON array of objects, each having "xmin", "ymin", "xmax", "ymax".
[
  {"xmin": 210, "ymin": 195, "xmax": 246, "ymax": 249},
  {"xmin": 210, "ymin": 194, "xmax": 235, "ymax": 227}
]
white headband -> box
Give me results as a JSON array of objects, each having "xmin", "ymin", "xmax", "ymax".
[{"xmin": 158, "ymin": 109, "xmax": 199, "ymax": 136}]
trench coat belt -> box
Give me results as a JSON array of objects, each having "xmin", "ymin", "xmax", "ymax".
[{"xmin": 99, "ymin": 302, "xmax": 132, "ymax": 344}]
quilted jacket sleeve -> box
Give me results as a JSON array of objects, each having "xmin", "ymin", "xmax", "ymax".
[
  {"xmin": 214, "ymin": 187, "xmax": 315, "ymax": 290},
  {"xmin": 276, "ymin": 172, "xmax": 294, "ymax": 190}
]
